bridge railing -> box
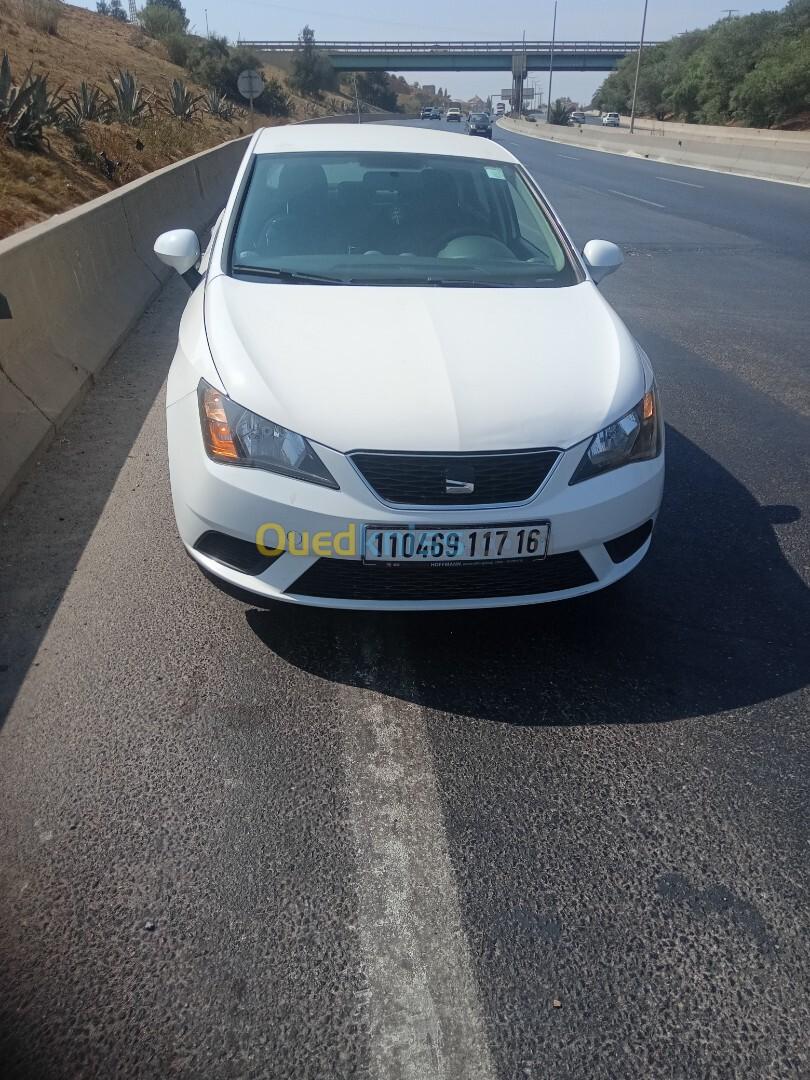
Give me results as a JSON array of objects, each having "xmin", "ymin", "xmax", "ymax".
[{"xmin": 239, "ymin": 40, "xmax": 658, "ymax": 54}]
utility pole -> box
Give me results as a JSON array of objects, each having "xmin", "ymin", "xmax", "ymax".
[
  {"xmin": 546, "ymin": 1, "xmax": 557, "ymax": 123},
  {"xmin": 519, "ymin": 30, "xmax": 526, "ymax": 117},
  {"xmin": 205, "ymin": 8, "xmax": 209, "ymax": 35},
  {"xmin": 721, "ymin": 8, "xmax": 739, "ymax": 18},
  {"xmin": 629, "ymin": 0, "xmax": 649, "ymax": 135}
]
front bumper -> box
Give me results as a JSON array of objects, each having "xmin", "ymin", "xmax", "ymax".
[{"xmin": 167, "ymin": 390, "xmax": 665, "ymax": 611}]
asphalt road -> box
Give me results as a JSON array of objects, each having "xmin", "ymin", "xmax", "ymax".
[{"xmin": 1, "ymin": 121, "xmax": 808, "ymax": 1079}]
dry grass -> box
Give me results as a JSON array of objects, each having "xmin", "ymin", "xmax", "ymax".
[{"xmin": 16, "ymin": 0, "xmax": 61, "ymax": 35}]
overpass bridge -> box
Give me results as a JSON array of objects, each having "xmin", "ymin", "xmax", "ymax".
[{"xmin": 238, "ymin": 39, "xmax": 657, "ymax": 73}]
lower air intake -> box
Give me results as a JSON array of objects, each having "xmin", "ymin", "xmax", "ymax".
[{"xmin": 287, "ymin": 551, "xmax": 596, "ymax": 601}]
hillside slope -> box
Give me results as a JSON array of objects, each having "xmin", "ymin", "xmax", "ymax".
[{"xmin": 0, "ymin": 1, "xmax": 357, "ymax": 238}]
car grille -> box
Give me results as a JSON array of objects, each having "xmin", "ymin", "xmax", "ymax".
[
  {"xmin": 350, "ymin": 450, "xmax": 559, "ymax": 507},
  {"xmin": 287, "ymin": 552, "xmax": 596, "ymax": 602}
]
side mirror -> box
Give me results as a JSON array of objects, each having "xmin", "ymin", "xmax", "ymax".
[
  {"xmin": 154, "ymin": 229, "xmax": 202, "ymax": 288},
  {"xmin": 582, "ymin": 239, "xmax": 624, "ymax": 284}
]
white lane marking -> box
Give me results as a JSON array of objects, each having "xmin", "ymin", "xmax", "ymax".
[
  {"xmin": 342, "ymin": 651, "xmax": 496, "ymax": 1080},
  {"xmin": 607, "ymin": 188, "xmax": 666, "ymax": 208},
  {"xmin": 558, "ymin": 153, "xmax": 581, "ymax": 160},
  {"xmin": 655, "ymin": 175, "xmax": 704, "ymax": 189}
]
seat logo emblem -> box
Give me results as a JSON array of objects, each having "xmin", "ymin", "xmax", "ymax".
[{"xmin": 445, "ymin": 477, "xmax": 475, "ymax": 495}]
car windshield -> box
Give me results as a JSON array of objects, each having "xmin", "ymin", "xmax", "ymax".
[{"xmin": 230, "ymin": 151, "xmax": 580, "ymax": 288}]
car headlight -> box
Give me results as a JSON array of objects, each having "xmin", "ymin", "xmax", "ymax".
[
  {"xmin": 569, "ymin": 385, "xmax": 661, "ymax": 485},
  {"xmin": 197, "ymin": 380, "xmax": 338, "ymax": 489}
]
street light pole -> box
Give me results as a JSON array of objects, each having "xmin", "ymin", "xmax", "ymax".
[
  {"xmin": 629, "ymin": 0, "xmax": 649, "ymax": 135},
  {"xmin": 546, "ymin": 0, "xmax": 557, "ymax": 122}
]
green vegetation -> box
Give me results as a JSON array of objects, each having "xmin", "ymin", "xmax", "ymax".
[
  {"xmin": 96, "ymin": 0, "xmax": 128, "ymax": 21},
  {"xmin": 351, "ymin": 70, "xmax": 399, "ymax": 112},
  {"xmin": 548, "ymin": 98, "xmax": 573, "ymax": 126},
  {"xmin": 62, "ymin": 81, "xmax": 112, "ymax": 129},
  {"xmin": 108, "ymin": 68, "xmax": 147, "ymax": 124},
  {"xmin": 289, "ymin": 25, "xmax": 338, "ymax": 97},
  {"xmin": 592, "ymin": 0, "xmax": 810, "ymax": 128},
  {"xmin": 0, "ymin": 53, "xmax": 64, "ymax": 150},
  {"xmin": 137, "ymin": 0, "xmax": 187, "ymax": 40},
  {"xmin": 0, "ymin": 42, "xmax": 242, "ymax": 159},
  {"xmin": 164, "ymin": 78, "xmax": 200, "ymax": 121},
  {"xmin": 202, "ymin": 87, "xmax": 234, "ymax": 121}
]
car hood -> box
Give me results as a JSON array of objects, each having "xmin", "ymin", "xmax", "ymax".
[{"xmin": 203, "ymin": 276, "xmax": 644, "ymax": 453}]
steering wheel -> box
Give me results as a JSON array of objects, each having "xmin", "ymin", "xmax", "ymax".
[{"xmin": 432, "ymin": 226, "xmax": 503, "ymax": 254}]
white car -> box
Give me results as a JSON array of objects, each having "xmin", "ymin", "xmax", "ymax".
[
  {"xmin": 602, "ymin": 111, "xmax": 621, "ymax": 127},
  {"xmin": 155, "ymin": 124, "xmax": 664, "ymax": 611},
  {"xmin": 445, "ymin": 108, "xmax": 462, "ymax": 122}
]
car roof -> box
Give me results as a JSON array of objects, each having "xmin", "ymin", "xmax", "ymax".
[{"xmin": 252, "ymin": 122, "xmax": 517, "ymax": 164}]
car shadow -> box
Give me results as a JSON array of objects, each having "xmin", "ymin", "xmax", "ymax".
[{"xmin": 246, "ymin": 426, "xmax": 809, "ymax": 727}]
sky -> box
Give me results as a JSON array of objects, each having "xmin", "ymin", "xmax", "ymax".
[{"xmin": 83, "ymin": 0, "xmax": 784, "ymax": 105}]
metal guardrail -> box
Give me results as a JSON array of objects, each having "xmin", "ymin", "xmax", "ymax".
[{"xmin": 240, "ymin": 40, "xmax": 658, "ymax": 54}]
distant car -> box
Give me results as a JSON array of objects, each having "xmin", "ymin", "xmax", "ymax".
[
  {"xmin": 568, "ymin": 110, "xmax": 586, "ymax": 125},
  {"xmin": 602, "ymin": 112, "xmax": 621, "ymax": 127},
  {"xmin": 467, "ymin": 112, "xmax": 492, "ymax": 138},
  {"xmin": 430, "ymin": 108, "xmax": 441, "ymax": 119},
  {"xmin": 420, "ymin": 106, "xmax": 433, "ymax": 119},
  {"xmin": 446, "ymin": 108, "xmax": 461, "ymax": 122}
]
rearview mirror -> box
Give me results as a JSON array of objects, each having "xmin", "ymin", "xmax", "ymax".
[
  {"xmin": 582, "ymin": 239, "xmax": 624, "ymax": 284},
  {"xmin": 154, "ymin": 229, "xmax": 201, "ymax": 287}
]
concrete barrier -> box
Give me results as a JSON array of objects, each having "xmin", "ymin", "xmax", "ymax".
[
  {"xmin": 0, "ymin": 136, "xmax": 249, "ymax": 509},
  {"xmin": 499, "ymin": 118, "xmax": 810, "ymax": 186}
]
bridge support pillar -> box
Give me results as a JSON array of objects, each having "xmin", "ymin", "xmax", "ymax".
[{"xmin": 511, "ymin": 51, "xmax": 527, "ymax": 115}]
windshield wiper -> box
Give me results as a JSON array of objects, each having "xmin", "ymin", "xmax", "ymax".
[
  {"xmin": 231, "ymin": 265, "xmax": 347, "ymax": 285},
  {"xmin": 348, "ymin": 277, "xmax": 515, "ymax": 288}
]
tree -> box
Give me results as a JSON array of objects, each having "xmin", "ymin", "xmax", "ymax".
[
  {"xmin": 548, "ymin": 98, "xmax": 573, "ymax": 124},
  {"xmin": 289, "ymin": 25, "xmax": 337, "ymax": 96},
  {"xmin": 354, "ymin": 70, "xmax": 399, "ymax": 112},
  {"xmin": 109, "ymin": 0, "xmax": 127, "ymax": 21},
  {"xmin": 138, "ymin": 0, "xmax": 188, "ymax": 39},
  {"xmin": 145, "ymin": 0, "xmax": 187, "ymax": 17},
  {"xmin": 590, "ymin": 1, "xmax": 808, "ymax": 127},
  {"xmin": 731, "ymin": 32, "xmax": 810, "ymax": 126}
]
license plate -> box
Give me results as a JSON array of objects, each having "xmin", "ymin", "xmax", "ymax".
[{"xmin": 362, "ymin": 522, "xmax": 550, "ymax": 564}]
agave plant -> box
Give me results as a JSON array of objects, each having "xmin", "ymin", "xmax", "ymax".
[
  {"xmin": 165, "ymin": 78, "xmax": 202, "ymax": 122},
  {"xmin": 108, "ymin": 69, "xmax": 148, "ymax": 124},
  {"xmin": 1, "ymin": 51, "xmax": 64, "ymax": 150},
  {"xmin": 0, "ymin": 51, "xmax": 12, "ymax": 113},
  {"xmin": 203, "ymin": 87, "xmax": 234, "ymax": 121},
  {"xmin": 61, "ymin": 81, "xmax": 112, "ymax": 130}
]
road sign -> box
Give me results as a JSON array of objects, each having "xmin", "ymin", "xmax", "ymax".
[{"xmin": 237, "ymin": 69, "xmax": 263, "ymax": 101}]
